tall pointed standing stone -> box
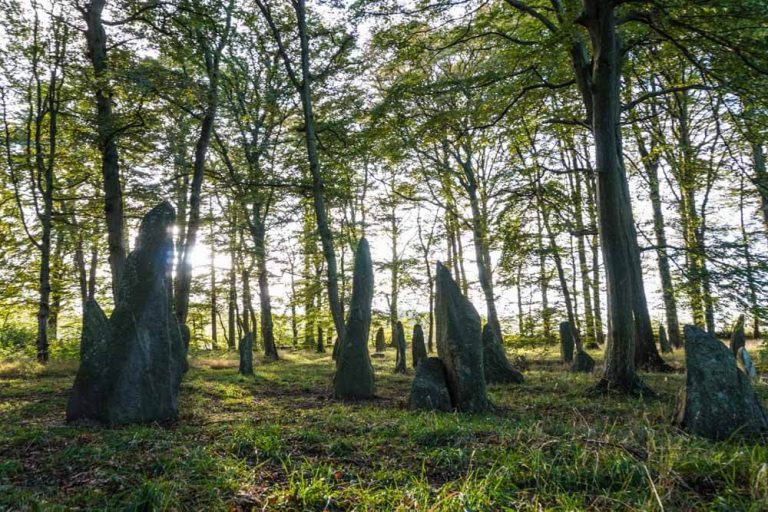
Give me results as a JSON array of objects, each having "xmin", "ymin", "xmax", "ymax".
[
  {"xmin": 333, "ymin": 239, "xmax": 375, "ymax": 399},
  {"xmin": 730, "ymin": 314, "xmax": 746, "ymax": 357},
  {"xmin": 411, "ymin": 323, "xmax": 428, "ymax": 369},
  {"xmin": 67, "ymin": 202, "xmax": 187, "ymax": 425},
  {"xmin": 435, "ymin": 262, "xmax": 491, "ymax": 412},
  {"xmin": 375, "ymin": 326, "xmax": 386, "ymax": 353},
  {"xmin": 394, "ymin": 321, "xmax": 407, "ymax": 373},
  {"xmin": 674, "ymin": 325, "xmax": 768, "ymax": 440},
  {"xmin": 239, "ymin": 332, "xmax": 254, "ymax": 375},
  {"xmin": 659, "ymin": 324, "xmax": 672, "ymax": 353},
  {"xmin": 482, "ymin": 323, "xmax": 524, "ymax": 384}
]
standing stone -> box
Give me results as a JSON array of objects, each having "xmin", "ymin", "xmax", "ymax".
[
  {"xmin": 559, "ymin": 321, "xmax": 574, "ymax": 363},
  {"xmin": 409, "ymin": 357, "xmax": 452, "ymax": 412},
  {"xmin": 571, "ymin": 350, "xmax": 595, "ymax": 373},
  {"xmin": 333, "ymin": 239, "xmax": 375, "ymax": 399},
  {"xmin": 375, "ymin": 326, "xmax": 386, "ymax": 353},
  {"xmin": 435, "ymin": 262, "xmax": 491, "ymax": 413},
  {"xmin": 673, "ymin": 325, "xmax": 768, "ymax": 440},
  {"xmin": 482, "ymin": 323, "xmax": 524, "ymax": 384},
  {"xmin": 316, "ymin": 327, "xmax": 325, "ymax": 353},
  {"xmin": 394, "ymin": 321, "xmax": 407, "ymax": 373},
  {"xmin": 67, "ymin": 202, "xmax": 187, "ymax": 425},
  {"xmin": 737, "ymin": 347, "xmax": 758, "ymax": 380},
  {"xmin": 411, "ymin": 323, "xmax": 428, "ymax": 369},
  {"xmin": 239, "ymin": 332, "xmax": 254, "ymax": 375},
  {"xmin": 731, "ymin": 314, "xmax": 746, "ymax": 357},
  {"xmin": 659, "ymin": 324, "xmax": 672, "ymax": 353}
]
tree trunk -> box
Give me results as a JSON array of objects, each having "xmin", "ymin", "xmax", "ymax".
[
  {"xmin": 535, "ymin": 208, "xmax": 553, "ymax": 342},
  {"xmin": 752, "ymin": 143, "xmax": 768, "ymax": 233},
  {"xmin": 83, "ymin": 0, "xmax": 126, "ymax": 299},
  {"xmin": 638, "ymin": 132, "xmax": 681, "ymax": 349},
  {"xmin": 572, "ymin": 170, "xmax": 595, "ymax": 344},
  {"xmin": 210, "ymin": 211, "xmax": 218, "ymax": 349},
  {"xmin": 584, "ymin": 0, "xmax": 645, "ymax": 391},
  {"xmin": 295, "ymin": 0, "xmax": 345, "ymax": 341},
  {"xmin": 585, "ymin": 169, "xmax": 605, "ymax": 345},
  {"xmin": 541, "ymin": 198, "xmax": 584, "ymax": 353},
  {"xmin": 251, "ymin": 204, "xmax": 278, "ymax": 361},
  {"xmin": 739, "ymin": 176, "xmax": 761, "ymax": 339}
]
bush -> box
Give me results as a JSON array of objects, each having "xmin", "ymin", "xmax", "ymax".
[{"xmin": 0, "ymin": 324, "xmax": 36, "ymax": 358}]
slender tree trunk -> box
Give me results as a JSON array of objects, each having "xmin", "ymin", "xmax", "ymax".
[
  {"xmin": 302, "ymin": 203, "xmax": 316, "ymax": 347},
  {"xmin": 175, "ymin": 5, "xmax": 232, "ymax": 324},
  {"xmin": 295, "ymin": 0, "xmax": 344, "ymax": 340},
  {"xmin": 227, "ymin": 212, "xmax": 237, "ymax": 350},
  {"xmin": 251, "ymin": 204, "xmax": 278, "ymax": 360},
  {"xmin": 574, "ymin": 176, "xmax": 596, "ymax": 344},
  {"xmin": 752, "ymin": 143, "xmax": 768, "ymax": 233},
  {"xmin": 535, "ymin": 208, "xmax": 552, "ymax": 342},
  {"xmin": 739, "ymin": 176, "xmax": 761, "ymax": 339},
  {"xmin": 389, "ymin": 189, "xmax": 400, "ymax": 348},
  {"xmin": 83, "ymin": 0, "xmax": 125, "ymax": 298},
  {"xmin": 88, "ymin": 246, "xmax": 98, "ymax": 301},
  {"xmin": 466, "ymin": 181, "xmax": 502, "ymax": 343},
  {"xmin": 541, "ymin": 198, "xmax": 584, "ymax": 352},
  {"xmin": 209, "ymin": 209, "xmax": 218, "ymax": 349},
  {"xmin": 639, "ymin": 135, "xmax": 681, "ymax": 349},
  {"xmin": 585, "ymin": 169, "xmax": 605, "ymax": 345}
]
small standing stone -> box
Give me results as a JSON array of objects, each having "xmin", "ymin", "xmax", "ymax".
[
  {"xmin": 435, "ymin": 262, "xmax": 491, "ymax": 413},
  {"xmin": 394, "ymin": 321, "xmax": 407, "ymax": 374},
  {"xmin": 673, "ymin": 325, "xmax": 768, "ymax": 440},
  {"xmin": 411, "ymin": 323, "xmax": 428, "ymax": 369},
  {"xmin": 559, "ymin": 321, "xmax": 574, "ymax": 364},
  {"xmin": 409, "ymin": 357, "xmax": 452, "ymax": 412},
  {"xmin": 239, "ymin": 332, "xmax": 254, "ymax": 375},
  {"xmin": 482, "ymin": 324, "xmax": 524, "ymax": 384},
  {"xmin": 659, "ymin": 324, "xmax": 672, "ymax": 353},
  {"xmin": 333, "ymin": 239, "xmax": 376, "ymax": 399},
  {"xmin": 375, "ymin": 326, "xmax": 386, "ymax": 353},
  {"xmin": 731, "ymin": 314, "xmax": 746, "ymax": 357}
]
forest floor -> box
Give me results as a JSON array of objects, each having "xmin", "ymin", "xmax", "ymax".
[{"xmin": 2, "ymin": 346, "xmax": 768, "ymax": 511}]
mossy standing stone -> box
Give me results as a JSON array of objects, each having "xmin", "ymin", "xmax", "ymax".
[
  {"xmin": 409, "ymin": 357, "xmax": 452, "ymax": 412},
  {"xmin": 239, "ymin": 332, "xmax": 254, "ymax": 375},
  {"xmin": 481, "ymin": 323, "xmax": 524, "ymax": 384},
  {"xmin": 411, "ymin": 323, "xmax": 428, "ymax": 369},
  {"xmin": 67, "ymin": 202, "xmax": 187, "ymax": 425},
  {"xmin": 559, "ymin": 321, "xmax": 574, "ymax": 363},
  {"xmin": 394, "ymin": 321, "xmax": 407, "ymax": 374},
  {"xmin": 435, "ymin": 262, "xmax": 491, "ymax": 413},
  {"xmin": 333, "ymin": 239, "xmax": 376, "ymax": 399},
  {"xmin": 674, "ymin": 325, "xmax": 768, "ymax": 440}
]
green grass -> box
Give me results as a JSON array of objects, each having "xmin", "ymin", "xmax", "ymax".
[{"xmin": 2, "ymin": 347, "xmax": 768, "ymax": 511}]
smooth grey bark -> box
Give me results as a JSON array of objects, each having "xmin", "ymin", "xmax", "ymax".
[
  {"xmin": 82, "ymin": 0, "xmax": 126, "ymax": 297},
  {"xmin": 583, "ymin": 0, "xmax": 646, "ymax": 391},
  {"xmin": 175, "ymin": 2, "xmax": 233, "ymax": 325}
]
